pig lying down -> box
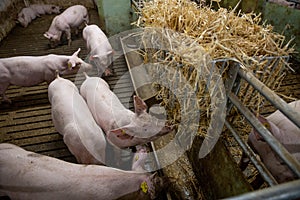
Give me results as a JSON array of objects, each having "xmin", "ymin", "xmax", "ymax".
[
  {"xmin": 44, "ymin": 5, "xmax": 89, "ymax": 47},
  {"xmin": 17, "ymin": 4, "xmax": 60, "ymax": 28},
  {"xmin": 48, "ymin": 74, "xmax": 106, "ymax": 165},
  {"xmin": 17, "ymin": 7, "xmax": 38, "ymax": 27},
  {"xmin": 83, "ymin": 24, "xmax": 114, "ymax": 76},
  {"xmin": 240, "ymin": 100, "xmax": 300, "ymax": 184},
  {"xmin": 0, "ymin": 48, "xmax": 92, "ymax": 103},
  {"xmin": 80, "ymin": 73, "xmax": 173, "ymax": 148},
  {"xmin": 0, "ymin": 143, "xmax": 165, "ymax": 200},
  {"xmin": 30, "ymin": 4, "xmax": 61, "ymax": 15}
]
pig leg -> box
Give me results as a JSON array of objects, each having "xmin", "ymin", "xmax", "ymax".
[
  {"xmin": 104, "ymin": 53, "xmax": 114, "ymax": 76},
  {"xmin": 0, "ymin": 83, "xmax": 11, "ymax": 104},
  {"xmin": 64, "ymin": 28, "xmax": 72, "ymax": 46}
]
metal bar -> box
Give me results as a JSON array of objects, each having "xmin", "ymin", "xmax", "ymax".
[
  {"xmin": 224, "ymin": 120, "xmax": 278, "ymax": 186},
  {"xmin": 238, "ymin": 68, "xmax": 300, "ymax": 129},
  {"xmin": 131, "ymin": 0, "xmax": 141, "ymax": 12},
  {"xmin": 228, "ymin": 92, "xmax": 300, "ymax": 177},
  {"xmin": 224, "ymin": 63, "xmax": 241, "ymax": 115},
  {"xmin": 223, "ymin": 179, "xmax": 300, "ymax": 200}
]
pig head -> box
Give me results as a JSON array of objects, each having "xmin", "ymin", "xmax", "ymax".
[
  {"xmin": 0, "ymin": 48, "xmax": 92, "ymax": 103},
  {"xmin": 241, "ymin": 100, "xmax": 300, "ymax": 184},
  {"xmin": 0, "ymin": 143, "xmax": 166, "ymax": 200},
  {"xmin": 48, "ymin": 74, "xmax": 106, "ymax": 165},
  {"xmin": 107, "ymin": 96, "xmax": 174, "ymax": 148},
  {"xmin": 80, "ymin": 74, "xmax": 173, "ymax": 148}
]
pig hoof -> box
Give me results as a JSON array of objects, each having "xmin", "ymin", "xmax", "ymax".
[{"xmin": 103, "ymin": 69, "xmax": 113, "ymax": 77}]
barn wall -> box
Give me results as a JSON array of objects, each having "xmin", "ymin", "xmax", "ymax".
[{"xmin": 0, "ymin": 0, "xmax": 25, "ymax": 42}]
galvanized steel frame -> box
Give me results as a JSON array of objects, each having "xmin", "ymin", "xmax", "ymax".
[{"xmin": 223, "ymin": 57, "xmax": 300, "ymax": 199}]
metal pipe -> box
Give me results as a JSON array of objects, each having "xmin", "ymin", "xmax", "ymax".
[
  {"xmin": 238, "ymin": 68, "xmax": 300, "ymax": 129},
  {"xmin": 223, "ymin": 179, "xmax": 300, "ymax": 200},
  {"xmin": 228, "ymin": 92, "xmax": 300, "ymax": 177},
  {"xmin": 224, "ymin": 120, "xmax": 278, "ymax": 186}
]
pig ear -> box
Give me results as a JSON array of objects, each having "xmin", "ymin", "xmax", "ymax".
[
  {"xmin": 72, "ymin": 48, "xmax": 81, "ymax": 57},
  {"xmin": 43, "ymin": 33, "xmax": 50, "ymax": 39},
  {"xmin": 134, "ymin": 95, "xmax": 147, "ymax": 116},
  {"xmin": 90, "ymin": 55, "xmax": 99, "ymax": 60},
  {"xmin": 109, "ymin": 128, "xmax": 134, "ymax": 140},
  {"xmin": 257, "ymin": 115, "xmax": 271, "ymax": 131},
  {"xmin": 106, "ymin": 50, "xmax": 113, "ymax": 56},
  {"xmin": 253, "ymin": 115, "xmax": 270, "ymax": 141}
]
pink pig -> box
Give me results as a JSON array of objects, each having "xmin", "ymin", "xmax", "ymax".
[
  {"xmin": 17, "ymin": 7, "xmax": 39, "ymax": 27},
  {"xmin": 241, "ymin": 100, "xmax": 300, "ymax": 184},
  {"xmin": 83, "ymin": 24, "xmax": 114, "ymax": 76},
  {"xmin": 30, "ymin": 4, "xmax": 61, "ymax": 15},
  {"xmin": 80, "ymin": 73, "xmax": 173, "ymax": 148},
  {"xmin": 48, "ymin": 74, "xmax": 106, "ymax": 165},
  {"xmin": 0, "ymin": 143, "xmax": 165, "ymax": 200},
  {"xmin": 0, "ymin": 48, "xmax": 92, "ymax": 103},
  {"xmin": 44, "ymin": 5, "xmax": 89, "ymax": 47}
]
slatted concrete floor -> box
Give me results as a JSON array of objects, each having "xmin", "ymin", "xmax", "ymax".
[{"xmin": 0, "ymin": 9, "xmax": 134, "ymax": 164}]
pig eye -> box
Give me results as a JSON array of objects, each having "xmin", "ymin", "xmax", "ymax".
[{"xmin": 76, "ymin": 62, "xmax": 82, "ymax": 66}]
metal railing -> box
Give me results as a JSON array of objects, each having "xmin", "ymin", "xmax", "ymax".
[{"xmin": 223, "ymin": 59, "xmax": 300, "ymax": 199}]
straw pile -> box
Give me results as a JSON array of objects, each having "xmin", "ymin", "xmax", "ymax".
[{"xmin": 133, "ymin": 0, "xmax": 295, "ymax": 129}]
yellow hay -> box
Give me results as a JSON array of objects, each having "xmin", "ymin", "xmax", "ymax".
[{"xmin": 133, "ymin": 0, "xmax": 294, "ymax": 138}]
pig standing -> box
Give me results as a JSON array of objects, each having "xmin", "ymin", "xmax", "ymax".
[
  {"xmin": 0, "ymin": 143, "xmax": 165, "ymax": 200},
  {"xmin": 80, "ymin": 73, "xmax": 173, "ymax": 148},
  {"xmin": 83, "ymin": 24, "xmax": 114, "ymax": 76},
  {"xmin": 30, "ymin": 4, "xmax": 61, "ymax": 15},
  {"xmin": 240, "ymin": 100, "xmax": 300, "ymax": 184},
  {"xmin": 48, "ymin": 74, "xmax": 106, "ymax": 165},
  {"xmin": 0, "ymin": 48, "xmax": 92, "ymax": 103},
  {"xmin": 44, "ymin": 5, "xmax": 89, "ymax": 47}
]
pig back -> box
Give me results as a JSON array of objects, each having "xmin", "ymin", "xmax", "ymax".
[
  {"xmin": 48, "ymin": 76, "xmax": 78, "ymax": 133},
  {"xmin": 80, "ymin": 76, "xmax": 134, "ymax": 132},
  {"xmin": 83, "ymin": 24, "xmax": 112, "ymax": 54},
  {"xmin": 267, "ymin": 100, "xmax": 300, "ymax": 137},
  {"xmin": 0, "ymin": 143, "xmax": 165, "ymax": 200},
  {"xmin": 59, "ymin": 5, "xmax": 88, "ymax": 28},
  {"xmin": 48, "ymin": 77, "xmax": 106, "ymax": 165}
]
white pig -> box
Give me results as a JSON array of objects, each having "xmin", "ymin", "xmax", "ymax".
[
  {"xmin": 44, "ymin": 5, "xmax": 89, "ymax": 47},
  {"xmin": 0, "ymin": 48, "xmax": 92, "ymax": 103},
  {"xmin": 17, "ymin": 7, "xmax": 39, "ymax": 27},
  {"xmin": 80, "ymin": 73, "xmax": 173, "ymax": 148},
  {"xmin": 241, "ymin": 100, "xmax": 300, "ymax": 183},
  {"xmin": 83, "ymin": 24, "xmax": 114, "ymax": 76},
  {"xmin": 48, "ymin": 74, "xmax": 106, "ymax": 165},
  {"xmin": 30, "ymin": 4, "xmax": 61, "ymax": 15},
  {"xmin": 0, "ymin": 143, "xmax": 165, "ymax": 200}
]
